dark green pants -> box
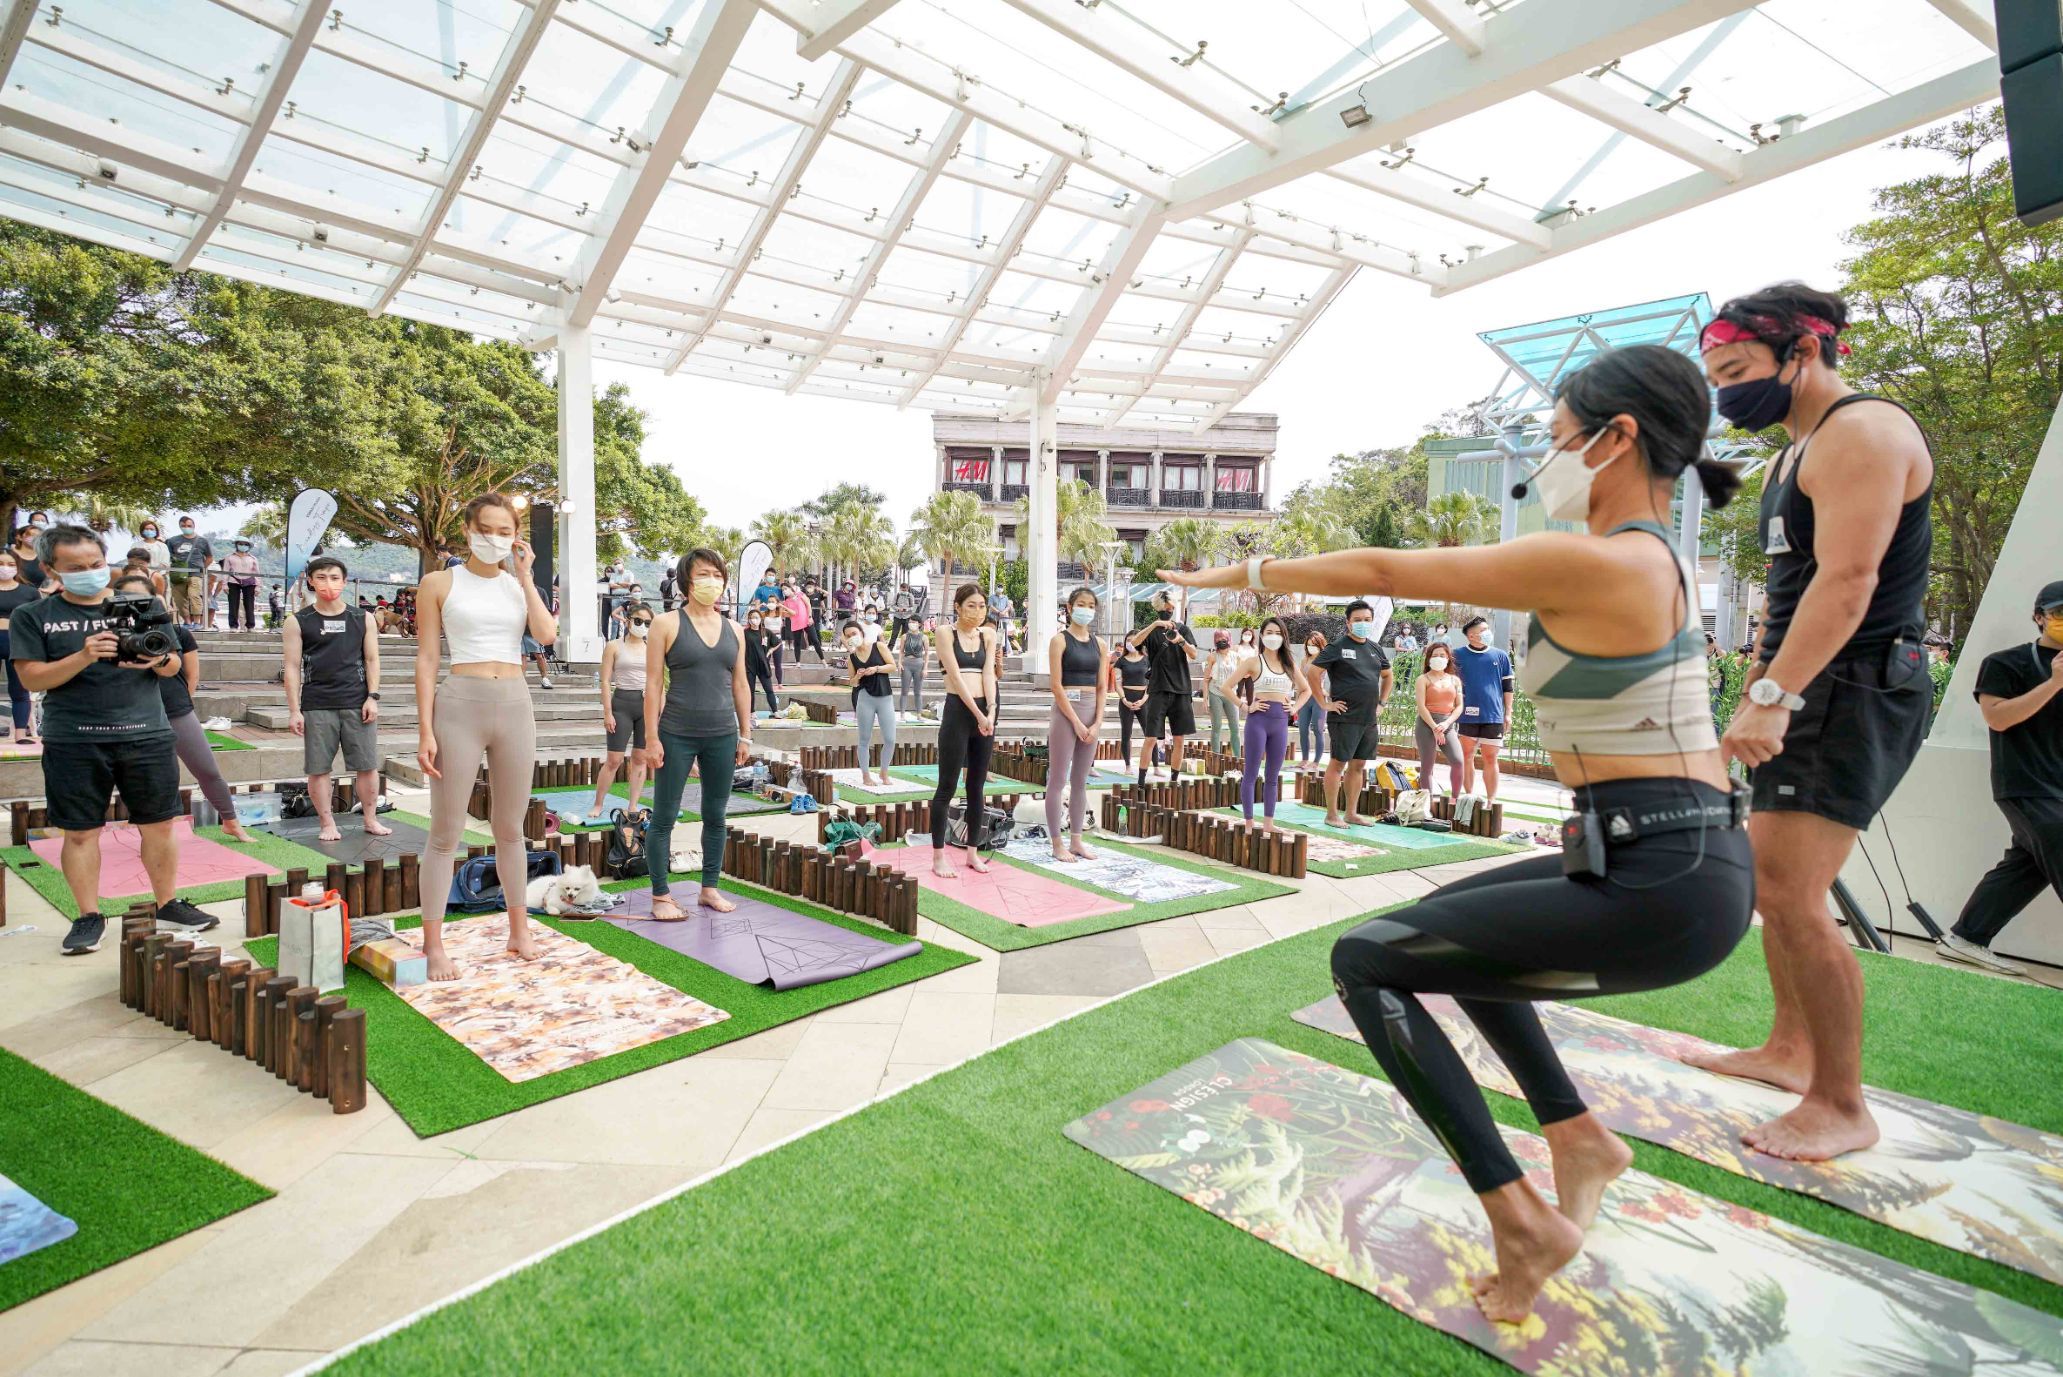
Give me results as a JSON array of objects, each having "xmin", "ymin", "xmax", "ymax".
[{"xmin": 649, "ymin": 731, "xmax": 736, "ymax": 890}]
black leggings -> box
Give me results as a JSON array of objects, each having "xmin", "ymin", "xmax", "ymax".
[
  {"xmin": 747, "ymin": 660, "xmax": 779, "ymax": 715},
  {"xmin": 1329, "ymin": 777, "xmax": 1754, "ymax": 1194},
  {"xmin": 931, "ymin": 695, "xmax": 993, "ymax": 849},
  {"xmin": 1119, "ymin": 701, "xmax": 1145, "ymax": 769},
  {"xmin": 791, "ymin": 625, "xmax": 824, "ymax": 662},
  {"xmin": 227, "ymin": 583, "xmax": 256, "ymax": 629}
]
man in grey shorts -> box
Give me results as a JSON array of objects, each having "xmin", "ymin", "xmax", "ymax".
[{"xmin": 285, "ymin": 557, "xmax": 391, "ymax": 843}]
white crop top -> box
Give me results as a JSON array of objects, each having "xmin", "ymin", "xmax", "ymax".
[
  {"xmin": 442, "ymin": 565, "xmax": 527, "ymax": 665},
  {"xmin": 1253, "ymin": 658, "xmax": 1294, "ymax": 696}
]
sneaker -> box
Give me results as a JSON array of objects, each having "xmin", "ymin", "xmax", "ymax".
[
  {"xmin": 62, "ymin": 913, "xmax": 106, "ymax": 955},
  {"xmin": 540, "ymin": 676, "xmax": 554, "ymax": 689},
  {"xmin": 154, "ymin": 898, "xmax": 220, "ymax": 933},
  {"xmin": 1935, "ymin": 933, "xmax": 2027, "ymax": 976}
]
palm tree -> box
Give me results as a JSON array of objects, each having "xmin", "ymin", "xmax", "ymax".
[
  {"xmin": 749, "ymin": 509, "xmax": 814, "ymax": 579},
  {"xmin": 66, "ymin": 493, "xmax": 158, "ymax": 536},
  {"xmin": 1271, "ymin": 506, "xmax": 1351, "ymax": 559},
  {"xmin": 1142, "ymin": 516, "xmax": 1221, "ymax": 575},
  {"xmin": 909, "ymin": 490, "xmax": 996, "ymax": 584},
  {"xmin": 1013, "ymin": 479, "xmax": 1117, "ymax": 571},
  {"xmin": 701, "ymin": 525, "xmax": 746, "ymax": 573},
  {"xmin": 822, "ymin": 504, "xmax": 896, "ymax": 589},
  {"xmin": 1414, "ymin": 491, "xmax": 1495, "ymax": 548}
]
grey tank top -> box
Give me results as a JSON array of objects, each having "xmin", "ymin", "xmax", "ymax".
[{"xmin": 659, "ymin": 614, "xmax": 741, "ymax": 737}]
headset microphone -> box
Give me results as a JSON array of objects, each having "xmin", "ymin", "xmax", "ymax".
[{"xmin": 1509, "ymin": 478, "xmax": 1529, "ymax": 500}]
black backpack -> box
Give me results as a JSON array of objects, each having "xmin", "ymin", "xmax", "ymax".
[
  {"xmin": 448, "ymin": 849, "xmax": 562, "ymax": 913},
  {"xmin": 602, "ymin": 808, "xmax": 649, "ymax": 880},
  {"xmin": 279, "ymin": 782, "xmax": 317, "ymax": 819}
]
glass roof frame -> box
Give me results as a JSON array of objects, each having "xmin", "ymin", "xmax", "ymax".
[{"xmin": 0, "ymin": 0, "xmax": 2003, "ymax": 431}]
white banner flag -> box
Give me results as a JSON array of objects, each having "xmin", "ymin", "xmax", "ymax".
[
  {"xmin": 283, "ymin": 489, "xmax": 338, "ymax": 584},
  {"xmin": 737, "ymin": 539, "xmax": 772, "ymax": 617}
]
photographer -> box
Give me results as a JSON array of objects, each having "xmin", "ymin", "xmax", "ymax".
[
  {"xmin": 8, "ymin": 526, "xmax": 218, "ymax": 955},
  {"xmin": 1126, "ymin": 589, "xmax": 1198, "ymax": 785}
]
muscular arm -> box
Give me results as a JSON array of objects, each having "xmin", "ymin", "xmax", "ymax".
[{"xmin": 282, "ymin": 616, "xmax": 304, "ymax": 715}]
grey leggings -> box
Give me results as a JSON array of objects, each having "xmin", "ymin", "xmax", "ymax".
[
  {"xmin": 1207, "ymin": 689, "xmax": 1239, "ymax": 753},
  {"xmin": 1414, "ymin": 717, "xmax": 1464, "ymax": 792},
  {"xmin": 420, "ymin": 676, "xmax": 537, "ymax": 927},
  {"xmin": 854, "ymin": 690, "xmax": 897, "ymax": 771},
  {"xmin": 169, "ymin": 711, "xmax": 236, "ymax": 819},
  {"xmin": 1045, "ymin": 689, "xmax": 1099, "ymax": 843},
  {"xmin": 900, "ymin": 658, "xmax": 925, "ymax": 713}
]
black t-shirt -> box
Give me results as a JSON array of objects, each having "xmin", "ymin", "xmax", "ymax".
[
  {"xmin": 295, "ymin": 605, "xmax": 369, "ymax": 710},
  {"xmin": 165, "ymin": 533, "xmax": 212, "ymax": 582},
  {"xmin": 159, "ymin": 625, "xmax": 199, "ymax": 720},
  {"xmin": 1312, "ymin": 637, "xmax": 1390, "ymax": 724},
  {"xmin": 0, "ymin": 581, "xmax": 38, "ymax": 621},
  {"xmin": 1143, "ymin": 620, "xmax": 1197, "ymax": 696},
  {"xmin": 7, "ymin": 592, "xmax": 172, "ymax": 742},
  {"xmin": 1977, "ymin": 642, "xmax": 2063, "ymax": 801}
]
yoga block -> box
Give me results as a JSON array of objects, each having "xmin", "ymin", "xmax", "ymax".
[{"xmin": 351, "ymin": 936, "xmax": 427, "ymax": 988}]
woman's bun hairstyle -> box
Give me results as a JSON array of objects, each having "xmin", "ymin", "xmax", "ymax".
[{"xmin": 1556, "ymin": 343, "xmax": 1740, "ymax": 510}]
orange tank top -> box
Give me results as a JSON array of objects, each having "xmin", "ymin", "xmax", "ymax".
[{"xmin": 1421, "ymin": 671, "xmax": 1459, "ymax": 715}]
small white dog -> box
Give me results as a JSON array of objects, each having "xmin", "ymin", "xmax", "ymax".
[{"xmin": 526, "ymin": 865, "xmax": 604, "ymax": 916}]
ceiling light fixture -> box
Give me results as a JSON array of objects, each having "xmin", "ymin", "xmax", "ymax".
[{"xmin": 1340, "ymin": 81, "xmax": 1372, "ymax": 129}]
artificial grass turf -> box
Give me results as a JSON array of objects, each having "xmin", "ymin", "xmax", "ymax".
[
  {"xmin": 331, "ymin": 920, "xmax": 2063, "ymax": 1377},
  {"xmin": 0, "ymin": 824, "xmax": 344, "ymax": 918},
  {"xmin": 885, "ymin": 835, "xmax": 1293, "ymax": 952},
  {"xmin": 1206, "ymin": 805, "xmax": 1528, "ymax": 879},
  {"xmin": 0, "ymin": 1049, "xmax": 271, "ymax": 1312},
  {"xmin": 242, "ymin": 877, "xmax": 979, "ymax": 1137},
  {"xmin": 204, "ymin": 730, "xmax": 253, "ymax": 751}
]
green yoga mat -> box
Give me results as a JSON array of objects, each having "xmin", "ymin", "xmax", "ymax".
[{"xmin": 1212, "ymin": 803, "xmax": 1525, "ymax": 879}]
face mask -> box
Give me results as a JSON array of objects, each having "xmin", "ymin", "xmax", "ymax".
[
  {"xmin": 62, "ymin": 566, "xmax": 110, "ymax": 596},
  {"xmin": 1532, "ymin": 427, "xmax": 1617, "ymax": 524},
  {"xmin": 141, "ymin": 529, "xmax": 157, "ymax": 539},
  {"xmin": 1346, "ymin": 621, "xmax": 1369, "ymax": 641},
  {"xmin": 1261, "ymin": 633, "xmax": 1283, "ymax": 651},
  {"xmin": 468, "ymin": 532, "xmax": 513, "ymax": 564},
  {"xmin": 1070, "ymin": 605, "xmax": 1096, "ymax": 626},
  {"xmin": 1714, "ymin": 344, "xmax": 1797, "ymax": 431},
  {"xmin": 628, "ymin": 622, "xmax": 648, "ymax": 638},
  {"xmin": 846, "ymin": 636, "xmax": 862, "ymax": 650},
  {"xmin": 748, "ymin": 617, "xmax": 762, "ymax": 629},
  {"xmin": 1426, "ymin": 657, "xmax": 1449, "ymax": 673},
  {"xmin": 2044, "ymin": 612, "xmax": 2063, "ymax": 642},
  {"xmin": 0, "ymin": 565, "xmax": 14, "ymax": 581},
  {"xmin": 690, "ymin": 576, "xmax": 724, "ymax": 606}
]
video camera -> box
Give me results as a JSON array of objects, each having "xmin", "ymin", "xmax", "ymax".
[{"xmin": 105, "ymin": 590, "xmax": 178, "ymax": 662}]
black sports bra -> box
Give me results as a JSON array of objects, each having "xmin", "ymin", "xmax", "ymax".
[{"xmin": 950, "ymin": 628, "xmax": 988, "ymax": 671}]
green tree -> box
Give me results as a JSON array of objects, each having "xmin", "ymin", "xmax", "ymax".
[
  {"xmin": 592, "ymin": 384, "xmax": 706, "ymax": 563},
  {"xmin": 702, "ymin": 525, "xmax": 746, "ymax": 572},
  {"xmin": 1413, "ymin": 490, "xmax": 1494, "ymax": 548},
  {"xmin": 800, "ymin": 482, "xmax": 887, "ymax": 519},
  {"xmin": 1702, "ymin": 468, "xmax": 1771, "ymax": 588},
  {"xmin": 821, "ymin": 503, "xmax": 896, "ymax": 587},
  {"xmin": 1838, "ymin": 106, "xmax": 2063, "ymax": 633},
  {"xmin": 749, "ymin": 509, "xmax": 815, "ymax": 577},
  {"xmin": 1141, "ymin": 517, "xmax": 1221, "ymax": 575},
  {"xmin": 909, "ymin": 490, "xmax": 996, "ymax": 580},
  {"xmin": 1013, "ymin": 479, "xmax": 1117, "ymax": 567}
]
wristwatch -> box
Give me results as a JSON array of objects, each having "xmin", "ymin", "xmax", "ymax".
[
  {"xmin": 1747, "ymin": 678, "xmax": 1806, "ymax": 711},
  {"xmin": 368, "ymin": 692, "xmax": 382, "ymax": 701}
]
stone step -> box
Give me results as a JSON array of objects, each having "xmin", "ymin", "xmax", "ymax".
[{"xmin": 243, "ymin": 697, "xmax": 602, "ymax": 731}]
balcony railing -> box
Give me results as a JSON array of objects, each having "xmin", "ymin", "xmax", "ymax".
[
  {"xmin": 942, "ymin": 479, "xmax": 992, "ymax": 496},
  {"xmin": 1107, "ymin": 486, "xmax": 1149, "ymax": 507},
  {"xmin": 1056, "ymin": 561, "xmax": 1088, "ymax": 580},
  {"xmin": 1000, "ymin": 483, "xmax": 1028, "ymax": 502},
  {"xmin": 1213, "ymin": 490, "xmax": 1263, "ymax": 511},
  {"xmin": 1159, "ymin": 488, "xmax": 1204, "ymax": 510}
]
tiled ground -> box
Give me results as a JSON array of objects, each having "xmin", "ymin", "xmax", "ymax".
[{"xmin": 2, "ymin": 769, "xmax": 2053, "ymax": 1376}]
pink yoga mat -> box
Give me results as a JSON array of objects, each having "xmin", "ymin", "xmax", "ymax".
[
  {"xmin": 29, "ymin": 817, "xmax": 277, "ymax": 894},
  {"xmin": 863, "ymin": 842, "xmax": 1129, "ymax": 928}
]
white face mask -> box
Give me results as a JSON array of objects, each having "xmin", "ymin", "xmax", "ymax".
[
  {"xmin": 627, "ymin": 621, "xmax": 648, "ymax": 638},
  {"xmin": 1530, "ymin": 427, "xmax": 1617, "ymax": 524},
  {"xmin": 1261, "ymin": 633, "xmax": 1283, "ymax": 651},
  {"xmin": 468, "ymin": 531, "xmax": 514, "ymax": 564}
]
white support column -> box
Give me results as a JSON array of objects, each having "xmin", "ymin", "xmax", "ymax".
[
  {"xmin": 1262, "ymin": 453, "xmax": 1274, "ymax": 510},
  {"xmin": 988, "ymin": 445, "xmax": 1004, "ymax": 503},
  {"xmin": 1096, "ymin": 448, "xmax": 1110, "ymax": 499},
  {"xmin": 1677, "ymin": 478, "xmax": 1706, "ymax": 627},
  {"xmin": 1491, "ymin": 427, "xmax": 1526, "ymax": 651},
  {"xmin": 557, "ymin": 325, "xmax": 600, "ymax": 665},
  {"xmin": 1204, "ymin": 453, "xmax": 1218, "ymax": 511},
  {"xmin": 1149, "ymin": 450, "xmax": 1163, "ymax": 505},
  {"xmin": 1025, "ymin": 369, "xmax": 1059, "ymax": 677}
]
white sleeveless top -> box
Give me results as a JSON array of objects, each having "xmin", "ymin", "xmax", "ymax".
[
  {"xmin": 443, "ymin": 565, "xmax": 526, "ymax": 665},
  {"xmin": 1253, "ymin": 655, "xmax": 1294, "ymax": 697}
]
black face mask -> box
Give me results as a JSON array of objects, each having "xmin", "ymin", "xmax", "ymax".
[{"xmin": 1714, "ymin": 342, "xmax": 1797, "ymax": 431}]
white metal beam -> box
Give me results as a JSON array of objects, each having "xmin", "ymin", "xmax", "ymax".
[
  {"xmin": 995, "ymin": 0, "xmax": 1278, "ymax": 148},
  {"xmin": 897, "ymin": 156, "xmax": 1068, "ymax": 406},
  {"xmin": 794, "ymin": 0, "xmax": 904, "ymax": 60},
  {"xmin": 1190, "ymin": 263, "xmax": 1354, "ymax": 434},
  {"xmin": 1165, "ymin": 0, "xmax": 1754, "ymax": 220},
  {"xmin": 664, "ymin": 60, "xmax": 860, "ymax": 372},
  {"xmin": 569, "ymin": 0, "xmax": 755, "ymax": 327},
  {"xmin": 0, "ymin": 0, "xmax": 39, "ymax": 92},
  {"xmin": 1924, "ymin": 0, "xmax": 1998, "ymax": 50},
  {"xmin": 1038, "ymin": 211, "xmax": 1167, "ymax": 407},
  {"xmin": 370, "ymin": 0, "xmax": 561, "ymax": 314},
  {"xmin": 786, "ymin": 107, "xmax": 970, "ymax": 393},
  {"xmin": 1436, "ymin": 59, "xmax": 2001, "ymax": 295},
  {"xmin": 1403, "ymin": 0, "xmax": 1486, "ymax": 56},
  {"xmin": 1543, "ymin": 76, "xmax": 1742, "ymax": 180},
  {"xmin": 1324, "ymin": 165, "xmax": 1551, "ymax": 249},
  {"xmin": 1104, "ymin": 227, "xmax": 1252, "ymax": 426}
]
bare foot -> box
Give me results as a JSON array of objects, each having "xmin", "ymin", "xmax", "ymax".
[
  {"xmin": 1742, "ymin": 1099, "xmax": 1880, "ymax": 1161},
  {"xmin": 1344, "ymin": 814, "xmax": 1368, "ymax": 828},
  {"xmin": 1680, "ymin": 1042, "xmax": 1811, "ymax": 1095},
  {"xmin": 1050, "ymin": 846, "xmax": 1076, "ymax": 863},
  {"xmin": 1070, "ymin": 841, "xmax": 1098, "ymax": 860},
  {"xmin": 1470, "ymin": 1185, "xmax": 1585, "ymax": 1325},
  {"xmin": 931, "ymin": 858, "xmax": 959, "ymax": 879},
  {"xmin": 426, "ymin": 948, "xmax": 458, "ymax": 981},
  {"xmin": 505, "ymin": 925, "xmax": 539, "ymax": 961},
  {"xmin": 966, "ymin": 852, "xmax": 990, "ymax": 874},
  {"xmin": 1323, "ymin": 814, "xmax": 1348, "ymax": 828},
  {"xmin": 1542, "ymin": 1114, "xmax": 1633, "ymax": 1230},
  {"xmin": 699, "ymin": 887, "xmax": 736, "ymax": 912},
  {"xmin": 363, "ymin": 817, "xmax": 393, "ymax": 837},
  {"xmin": 649, "ymin": 895, "xmax": 687, "ymax": 922},
  {"xmin": 222, "ymin": 820, "xmax": 254, "ymax": 843},
  {"xmin": 318, "ymin": 823, "xmax": 343, "ymax": 843}
]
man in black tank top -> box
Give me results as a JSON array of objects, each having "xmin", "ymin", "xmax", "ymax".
[
  {"xmin": 1690, "ymin": 286, "xmax": 1935, "ymax": 1164},
  {"xmin": 285, "ymin": 557, "xmax": 391, "ymax": 843}
]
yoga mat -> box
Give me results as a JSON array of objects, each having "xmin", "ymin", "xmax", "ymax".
[
  {"xmin": 825, "ymin": 768, "xmax": 930, "ymax": 801},
  {"xmin": 613, "ymin": 887, "xmax": 923, "ymax": 990},
  {"xmin": 1264, "ymin": 801, "xmax": 1467, "ymax": 850},
  {"xmin": 1294, "ymin": 995, "xmax": 2063, "ymax": 1287},
  {"xmin": 679, "ymin": 783, "xmax": 785, "ymax": 818},
  {"xmin": 0, "ymin": 1171, "xmax": 76, "ymax": 1265},
  {"xmin": 395, "ymin": 917, "xmax": 729, "ymax": 1083},
  {"xmin": 0, "ymin": 741, "xmax": 40, "ymax": 761},
  {"xmin": 886, "ymin": 764, "xmax": 1022, "ymax": 795},
  {"xmin": 29, "ymin": 817, "xmax": 275, "ymax": 893},
  {"xmin": 1069, "ymin": 1038, "xmax": 2063, "ymax": 1375},
  {"xmin": 863, "ymin": 842, "xmax": 1129, "ymax": 928},
  {"xmin": 535, "ymin": 786, "xmax": 781, "ymax": 828},
  {"xmin": 1000, "ymin": 836, "xmax": 1236, "ymax": 904},
  {"xmin": 261, "ymin": 815, "xmax": 430, "ymax": 866}
]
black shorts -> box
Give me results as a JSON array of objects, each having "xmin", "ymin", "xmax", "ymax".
[
  {"xmin": 606, "ymin": 689, "xmax": 647, "ymax": 754},
  {"xmin": 1329, "ymin": 719, "xmax": 1379, "ymax": 762},
  {"xmin": 42, "ymin": 736, "xmax": 183, "ymax": 832},
  {"xmin": 1750, "ymin": 647, "xmax": 1931, "ymax": 830},
  {"xmin": 1457, "ymin": 721, "xmax": 1506, "ymax": 741},
  {"xmin": 1140, "ymin": 690, "xmax": 1195, "ymax": 739}
]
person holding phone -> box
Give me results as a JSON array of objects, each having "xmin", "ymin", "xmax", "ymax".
[{"xmin": 1127, "ymin": 590, "xmax": 1197, "ymax": 786}]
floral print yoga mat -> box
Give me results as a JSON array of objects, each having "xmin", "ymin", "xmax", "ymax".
[
  {"xmin": 1069, "ymin": 1038, "xmax": 2063, "ymax": 1375},
  {"xmin": 1294, "ymin": 994, "xmax": 2063, "ymax": 1286},
  {"xmin": 0, "ymin": 1172, "xmax": 76, "ymax": 1265},
  {"xmin": 396, "ymin": 918, "xmax": 729, "ymax": 1082}
]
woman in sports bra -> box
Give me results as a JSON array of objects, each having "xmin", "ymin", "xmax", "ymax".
[
  {"xmin": 930, "ymin": 583, "xmax": 998, "ymax": 878},
  {"xmin": 1044, "ymin": 587, "xmax": 1110, "ymax": 861},
  {"xmin": 1112, "ymin": 638, "xmax": 1152, "ymax": 777},
  {"xmin": 576, "ymin": 600, "xmax": 651, "ymax": 824},
  {"xmin": 414, "ymin": 493, "xmax": 558, "ymax": 982},
  {"xmin": 1414, "ymin": 641, "xmax": 1465, "ymax": 798},
  {"xmin": 1230, "ymin": 616, "xmax": 1308, "ymax": 826},
  {"xmin": 1163, "ymin": 344, "xmax": 1754, "ymax": 1325}
]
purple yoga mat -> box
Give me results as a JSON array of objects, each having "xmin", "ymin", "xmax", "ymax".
[{"xmin": 611, "ymin": 888, "xmax": 924, "ymax": 991}]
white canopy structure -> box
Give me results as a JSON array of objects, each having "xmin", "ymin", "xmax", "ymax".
[{"xmin": 0, "ymin": 0, "xmax": 2004, "ymax": 658}]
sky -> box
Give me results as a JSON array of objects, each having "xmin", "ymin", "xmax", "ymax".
[{"xmin": 596, "ymin": 126, "xmax": 1934, "ymax": 535}]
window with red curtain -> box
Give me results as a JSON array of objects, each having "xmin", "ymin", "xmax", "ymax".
[
  {"xmin": 952, "ymin": 457, "xmax": 991, "ymax": 482},
  {"xmin": 1215, "ymin": 465, "xmax": 1256, "ymax": 492}
]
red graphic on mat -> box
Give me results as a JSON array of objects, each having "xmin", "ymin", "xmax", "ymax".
[
  {"xmin": 29, "ymin": 817, "xmax": 278, "ymax": 894},
  {"xmin": 863, "ymin": 842, "xmax": 1130, "ymax": 928}
]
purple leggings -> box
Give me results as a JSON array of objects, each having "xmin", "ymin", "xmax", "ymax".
[{"xmin": 1240, "ymin": 701, "xmax": 1290, "ymax": 820}]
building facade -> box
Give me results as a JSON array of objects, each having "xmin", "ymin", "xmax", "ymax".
[{"xmin": 930, "ymin": 411, "xmax": 1280, "ymax": 578}]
